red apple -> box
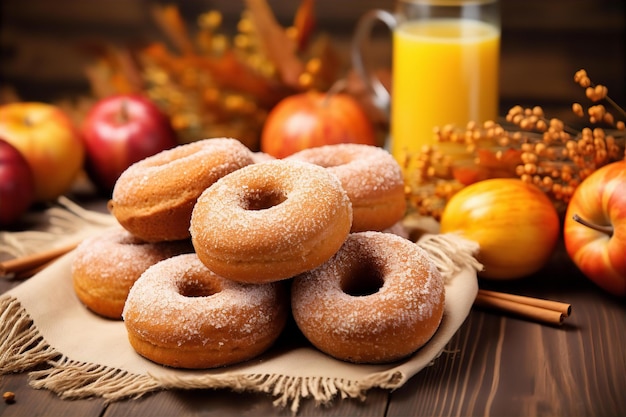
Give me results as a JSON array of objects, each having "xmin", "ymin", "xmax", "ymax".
[
  {"xmin": 260, "ymin": 91, "xmax": 377, "ymax": 159},
  {"xmin": 0, "ymin": 138, "xmax": 35, "ymax": 225},
  {"xmin": 82, "ymin": 94, "xmax": 178, "ymax": 193},
  {"xmin": 564, "ymin": 160, "xmax": 626, "ymax": 297},
  {"xmin": 0, "ymin": 102, "xmax": 85, "ymax": 202}
]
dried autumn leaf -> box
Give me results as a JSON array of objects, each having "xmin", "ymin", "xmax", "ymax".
[
  {"xmin": 151, "ymin": 4, "xmax": 195, "ymax": 55},
  {"xmin": 244, "ymin": 0, "xmax": 304, "ymax": 88},
  {"xmin": 293, "ymin": 0, "xmax": 316, "ymax": 51},
  {"xmin": 451, "ymin": 165, "xmax": 486, "ymax": 185},
  {"xmin": 191, "ymin": 51, "xmax": 291, "ymax": 107},
  {"xmin": 83, "ymin": 44, "xmax": 144, "ymax": 98},
  {"xmin": 140, "ymin": 43, "xmax": 288, "ymax": 107},
  {"xmin": 479, "ymin": 148, "xmax": 522, "ymax": 170},
  {"xmin": 140, "ymin": 43, "xmax": 189, "ymax": 76}
]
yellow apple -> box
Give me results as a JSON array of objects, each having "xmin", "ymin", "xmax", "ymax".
[
  {"xmin": 440, "ymin": 178, "xmax": 560, "ymax": 280},
  {"xmin": 0, "ymin": 102, "xmax": 85, "ymax": 202}
]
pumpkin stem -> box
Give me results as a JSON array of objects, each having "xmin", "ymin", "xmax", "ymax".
[{"xmin": 572, "ymin": 213, "xmax": 614, "ymax": 236}]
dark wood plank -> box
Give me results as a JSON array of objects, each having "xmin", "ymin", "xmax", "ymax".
[
  {"xmin": 102, "ymin": 386, "xmax": 389, "ymax": 417},
  {"xmin": 386, "ymin": 248, "xmax": 626, "ymax": 417},
  {"xmin": 0, "ymin": 371, "xmax": 106, "ymax": 417}
]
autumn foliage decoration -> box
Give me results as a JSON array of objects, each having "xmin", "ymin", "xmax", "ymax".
[{"xmin": 84, "ymin": 0, "xmax": 342, "ymax": 149}]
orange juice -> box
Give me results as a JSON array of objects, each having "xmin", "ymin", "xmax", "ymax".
[{"xmin": 391, "ymin": 18, "xmax": 500, "ymax": 161}]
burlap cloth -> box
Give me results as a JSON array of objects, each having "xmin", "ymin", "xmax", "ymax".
[{"xmin": 0, "ymin": 198, "xmax": 481, "ymax": 413}]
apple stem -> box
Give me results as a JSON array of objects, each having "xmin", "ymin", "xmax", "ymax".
[
  {"xmin": 572, "ymin": 213, "xmax": 614, "ymax": 236},
  {"xmin": 23, "ymin": 114, "xmax": 34, "ymax": 127},
  {"xmin": 322, "ymin": 78, "xmax": 348, "ymax": 107},
  {"xmin": 118, "ymin": 99, "xmax": 130, "ymax": 124}
]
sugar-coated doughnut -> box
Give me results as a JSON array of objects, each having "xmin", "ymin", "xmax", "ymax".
[
  {"xmin": 71, "ymin": 228, "xmax": 193, "ymax": 319},
  {"xmin": 109, "ymin": 138, "xmax": 254, "ymax": 242},
  {"xmin": 190, "ymin": 160, "xmax": 353, "ymax": 283},
  {"xmin": 291, "ymin": 231, "xmax": 445, "ymax": 364},
  {"xmin": 286, "ymin": 144, "xmax": 406, "ymax": 232},
  {"xmin": 122, "ymin": 253, "xmax": 288, "ymax": 369},
  {"xmin": 251, "ymin": 151, "xmax": 275, "ymax": 163}
]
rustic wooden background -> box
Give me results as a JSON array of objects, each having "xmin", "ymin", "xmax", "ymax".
[{"xmin": 1, "ymin": 0, "xmax": 624, "ymax": 123}]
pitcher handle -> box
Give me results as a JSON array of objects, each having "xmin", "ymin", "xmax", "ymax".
[{"xmin": 351, "ymin": 9, "xmax": 398, "ymax": 118}]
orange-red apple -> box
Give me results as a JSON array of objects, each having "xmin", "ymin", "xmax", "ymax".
[
  {"xmin": 260, "ymin": 91, "xmax": 376, "ymax": 159},
  {"xmin": 0, "ymin": 102, "xmax": 85, "ymax": 202},
  {"xmin": 564, "ymin": 160, "xmax": 626, "ymax": 297}
]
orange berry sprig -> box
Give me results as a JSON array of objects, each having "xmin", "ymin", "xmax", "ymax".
[
  {"xmin": 402, "ymin": 70, "xmax": 625, "ymax": 219},
  {"xmin": 572, "ymin": 69, "xmax": 626, "ymax": 130}
]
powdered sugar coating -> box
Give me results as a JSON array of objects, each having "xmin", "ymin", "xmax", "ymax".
[
  {"xmin": 286, "ymin": 144, "xmax": 406, "ymax": 232},
  {"xmin": 123, "ymin": 253, "xmax": 288, "ymax": 368},
  {"xmin": 251, "ymin": 151, "xmax": 275, "ymax": 163},
  {"xmin": 287, "ymin": 144, "xmax": 404, "ymax": 200},
  {"xmin": 291, "ymin": 231, "xmax": 445, "ymax": 364},
  {"xmin": 71, "ymin": 227, "xmax": 192, "ymax": 319},
  {"xmin": 112, "ymin": 138, "xmax": 253, "ymax": 205},
  {"xmin": 190, "ymin": 159, "xmax": 353, "ymax": 282}
]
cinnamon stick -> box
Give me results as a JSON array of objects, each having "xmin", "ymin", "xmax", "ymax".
[
  {"xmin": 478, "ymin": 289, "xmax": 571, "ymax": 317},
  {"xmin": 0, "ymin": 241, "xmax": 80, "ymax": 277},
  {"xmin": 474, "ymin": 291, "xmax": 569, "ymax": 326},
  {"xmin": 12, "ymin": 260, "xmax": 55, "ymax": 280}
]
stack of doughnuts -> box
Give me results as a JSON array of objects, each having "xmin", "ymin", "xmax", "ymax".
[{"xmin": 71, "ymin": 137, "xmax": 445, "ymax": 369}]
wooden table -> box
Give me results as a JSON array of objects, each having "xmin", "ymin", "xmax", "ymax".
[{"xmin": 1, "ymin": 198, "xmax": 625, "ymax": 417}]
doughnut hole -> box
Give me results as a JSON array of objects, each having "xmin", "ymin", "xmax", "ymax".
[
  {"xmin": 243, "ymin": 189, "xmax": 287, "ymax": 211},
  {"xmin": 178, "ymin": 279, "xmax": 221, "ymax": 298},
  {"xmin": 312, "ymin": 156, "xmax": 349, "ymax": 169},
  {"xmin": 341, "ymin": 259, "xmax": 385, "ymax": 297}
]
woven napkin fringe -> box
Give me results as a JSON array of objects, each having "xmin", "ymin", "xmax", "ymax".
[
  {"xmin": 0, "ymin": 294, "xmax": 162, "ymax": 402},
  {"xmin": 151, "ymin": 372, "xmax": 372, "ymax": 414},
  {"xmin": 0, "ymin": 293, "xmax": 392, "ymax": 413},
  {"xmin": 28, "ymin": 357, "xmax": 162, "ymax": 402},
  {"xmin": 0, "ymin": 296, "xmax": 59, "ymax": 374},
  {"xmin": 416, "ymin": 233, "xmax": 484, "ymax": 281}
]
